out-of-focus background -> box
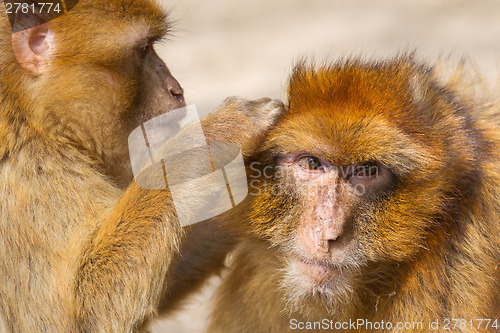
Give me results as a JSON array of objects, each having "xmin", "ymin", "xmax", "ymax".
[{"xmin": 151, "ymin": 0, "xmax": 500, "ymax": 332}]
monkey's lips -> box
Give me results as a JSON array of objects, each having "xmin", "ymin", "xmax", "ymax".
[{"xmin": 292, "ymin": 257, "xmax": 341, "ymax": 283}]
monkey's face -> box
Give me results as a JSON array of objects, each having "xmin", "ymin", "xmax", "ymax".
[
  {"xmin": 248, "ymin": 62, "xmax": 475, "ymax": 308},
  {"xmin": 17, "ymin": 1, "xmax": 186, "ymax": 184},
  {"xmin": 250, "ymin": 119, "xmax": 402, "ymax": 298}
]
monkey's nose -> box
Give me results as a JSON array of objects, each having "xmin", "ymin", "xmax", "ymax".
[
  {"xmin": 165, "ymin": 76, "xmax": 185, "ymax": 105},
  {"xmin": 171, "ymin": 88, "xmax": 185, "ymax": 104},
  {"xmin": 169, "ymin": 84, "xmax": 185, "ymax": 105}
]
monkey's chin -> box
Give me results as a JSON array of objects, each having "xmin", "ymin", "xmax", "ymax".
[{"xmin": 281, "ymin": 258, "xmax": 354, "ymax": 316}]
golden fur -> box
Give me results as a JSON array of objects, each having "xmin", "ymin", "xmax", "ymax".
[
  {"xmin": 210, "ymin": 56, "xmax": 500, "ymax": 333},
  {"xmin": 0, "ymin": 1, "xmax": 284, "ymax": 331}
]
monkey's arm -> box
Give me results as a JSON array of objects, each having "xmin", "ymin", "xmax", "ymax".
[
  {"xmin": 158, "ymin": 220, "xmax": 237, "ymax": 314},
  {"xmin": 74, "ymin": 184, "xmax": 180, "ymax": 332},
  {"xmin": 156, "ymin": 98, "xmax": 286, "ymax": 309},
  {"xmin": 73, "ymin": 98, "xmax": 284, "ymax": 332}
]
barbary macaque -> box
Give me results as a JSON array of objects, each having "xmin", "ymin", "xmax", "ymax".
[
  {"xmin": 210, "ymin": 57, "xmax": 500, "ymax": 332},
  {"xmin": 0, "ymin": 0, "xmax": 284, "ymax": 332}
]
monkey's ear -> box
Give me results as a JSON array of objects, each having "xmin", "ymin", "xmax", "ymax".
[{"xmin": 11, "ymin": 23, "xmax": 55, "ymax": 74}]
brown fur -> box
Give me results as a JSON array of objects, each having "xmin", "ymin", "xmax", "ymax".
[
  {"xmin": 210, "ymin": 56, "xmax": 500, "ymax": 332},
  {"xmin": 0, "ymin": 1, "xmax": 284, "ymax": 332}
]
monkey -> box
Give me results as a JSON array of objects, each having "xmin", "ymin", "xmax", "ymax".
[
  {"xmin": 0, "ymin": 0, "xmax": 285, "ymax": 332},
  {"xmin": 209, "ymin": 56, "xmax": 500, "ymax": 333}
]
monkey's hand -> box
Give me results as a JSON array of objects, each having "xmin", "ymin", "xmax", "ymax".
[{"xmin": 202, "ymin": 97, "xmax": 286, "ymax": 157}]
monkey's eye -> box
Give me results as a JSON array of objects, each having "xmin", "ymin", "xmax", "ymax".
[
  {"xmin": 351, "ymin": 161, "xmax": 379, "ymax": 178},
  {"xmin": 137, "ymin": 43, "xmax": 152, "ymax": 58},
  {"xmin": 298, "ymin": 156, "xmax": 324, "ymax": 171}
]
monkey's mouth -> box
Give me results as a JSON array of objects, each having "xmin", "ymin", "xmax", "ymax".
[{"xmin": 293, "ymin": 257, "xmax": 342, "ymax": 283}]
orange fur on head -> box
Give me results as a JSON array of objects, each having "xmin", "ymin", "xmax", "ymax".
[{"xmin": 211, "ymin": 56, "xmax": 500, "ymax": 333}]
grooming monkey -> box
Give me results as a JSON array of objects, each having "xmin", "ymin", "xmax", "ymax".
[
  {"xmin": 209, "ymin": 57, "xmax": 500, "ymax": 332},
  {"xmin": 0, "ymin": 0, "xmax": 284, "ymax": 331}
]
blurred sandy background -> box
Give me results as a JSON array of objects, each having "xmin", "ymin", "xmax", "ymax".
[{"xmin": 151, "ymin": 0, "xmax": 500, "ymax": 332}]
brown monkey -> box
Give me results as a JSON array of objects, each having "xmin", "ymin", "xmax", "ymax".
[
  {"xmin": 0, "ymin": 0, "xmax": 283, "ymax": 332},
  {"xmin": 210, "ymin": 57, "xmax": 500, "ymax": 332}
]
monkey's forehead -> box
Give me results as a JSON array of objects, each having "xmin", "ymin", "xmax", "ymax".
[
  {"xmin": 55, "ymin": 0, "xmax": 169, "ymax": 40},
  {"xmin": 282, "ymin": 57, "xmax": 463, "ymax": 147},
  {"xmin": 260, "ymin": 58, "xmax": 471, "ymax": 173},
  {"xmin": 263, "ymin": 109, "xmax": 442, "ymax": 176},
  {"xmin": 287, "ymin": 58, "xmax": 429, "ymax": 113},
  {"xmin": 77, "ymin": 0, "xmax": 166, "ymax": 19}
]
